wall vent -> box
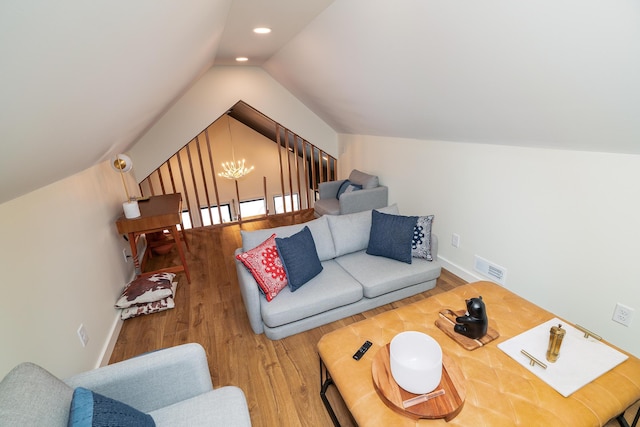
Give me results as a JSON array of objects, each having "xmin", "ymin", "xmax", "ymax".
[{"xmin": 474, "ymin": 255, "xmax": 507, "ymax": 286}]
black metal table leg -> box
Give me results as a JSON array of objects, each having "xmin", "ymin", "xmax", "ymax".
[
  {"xmin": 617, "ymin": 404, "xmax": 640, "ymax": 427},
  {"xmin": 319, "ymin": 356, "xmax": 341, "ymax": 427}
]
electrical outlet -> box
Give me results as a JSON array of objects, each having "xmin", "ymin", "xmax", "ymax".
[
  {"xmin": 122, "ymin": 248, "xmax": 130, "ymax": 263},
  {"xmin": 451, "ymin": 233, "xmax": 460, "ymax": 248},
  {"xmin": 612, "ymin": 303, "xmax": 634, "ymax": 327},
  {"xmin": 77, "ymin": 324, "xmax": 89, "ymax": 347}
]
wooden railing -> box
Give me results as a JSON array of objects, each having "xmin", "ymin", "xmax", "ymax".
[{"xmin": 138, "ymin": 108, "xmax": 336, "ymax": 228}]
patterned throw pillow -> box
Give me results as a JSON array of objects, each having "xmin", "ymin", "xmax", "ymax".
[
  {"xmin": 115, "ymin": 273, "xmax": 176, "ymax": 308},
  {"xmin": 236, "ymin": 234, "xmax": 288, "ymax": 301},
  {"xmin": 412, "ymin": 215, "xmax": 434, "ymax": 261},
  {"xmin": 120, "ymin": 281, "xmax": 177, "ymax": 320}
]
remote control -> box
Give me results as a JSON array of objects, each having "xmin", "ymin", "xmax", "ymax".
[{"xmin": 352, "ymin": 340, "xmax": 372, "ymax": 360}]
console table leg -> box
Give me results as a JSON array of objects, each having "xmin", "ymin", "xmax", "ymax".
[
  {"xmin": 169, "ymin": 225, "xmax": 191, "ymax": 283},
  {"xmin": 319, "ymin": 356, "xmax": 341, "ymax": 427}
]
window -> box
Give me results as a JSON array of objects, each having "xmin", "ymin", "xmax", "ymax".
[
  {"xmin": 180, "ymin": 204, "xmax": 232, "ymax": 229},
  {"xmin": 201, "ymin": 205, "xmax": 232, "ymax": 225},
  {"xmin": 240, "ymin": 198, "xmax": 266, "ymax": 219},
  {"xmin": 180, "ymin": 211, "xmax": 192, "ymax": 230},
  {"xmin": 274, "ymin": 194, "xmax": 299, "ymax": 214}
]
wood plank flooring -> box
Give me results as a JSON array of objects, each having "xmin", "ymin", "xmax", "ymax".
[{"xmin": 109, "ymin": 210, "xmax": 636, "ymax": 426}]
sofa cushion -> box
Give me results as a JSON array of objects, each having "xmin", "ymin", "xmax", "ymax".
[
  {"xmin": 313, "ymin": 198, "xmax": 340, "ymax": 216},
  {"xmin": 148, "ymin": 386, "xmax": 251, "ymax": 427},
  {"xmin": 0, "ymin": 362, "xmax": 74, "ymax": 427},
  {"xmin": 236, "ymin": 234, "xmax": 288, "ymax": 301},
  {"xmin": 260, "ymin": 260, "xmax": 363, "ymax": 328},
  {"xmin": 240, "ymin": 215, "xmax": 336, "ymax": 261},
  {"xmin": 327, "ymin": 204, "xmax": 399, "ymax": 257},
  {"xmin": 276, "ymin": 226, "xmax": 323, "ymax": 291},
  {"xmin": 68, "ymin": 387, "xmax": 155, "ymax": 427},
  {"xmin": 367, "ymin": 210, "xmax": 418, "ymax": 264},
  {"xmin": 412, "ymin": 215, "xmax": 434, "ymax": 261},
  {"xmin": 336, "ymin": 250, "xmax": 442, "ymax": 298},
  {"xmin": 349, "ymin": 169, "xmax": 379, "ymax": 190}
]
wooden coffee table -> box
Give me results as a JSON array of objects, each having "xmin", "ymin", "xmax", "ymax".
[{"xmin": 318, "ymin": 281, "xmax": 640, "ymax": 427}]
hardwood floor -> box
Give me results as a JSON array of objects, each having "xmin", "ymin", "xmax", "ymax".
[
  {"xmin": 109, "ymin": 210, "xmax": 465, "ymax": 425},
  {"xmin": 109, "ymin": 210, "xmax": 636, "ymax": 426}
]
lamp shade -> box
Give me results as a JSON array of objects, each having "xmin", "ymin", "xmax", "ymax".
[{"xmin": 111, "ymin": 154, "xmax": 133, "ymax": 173}]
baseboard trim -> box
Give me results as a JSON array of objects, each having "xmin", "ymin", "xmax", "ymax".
[
  {"xmin": 97, "ymin": 314, "xmax": 123, "ymax": 368},
  {"xmin": 438, "ymin": 255, "xmax": 485, "ymax": 284},
  {"xmin": 96, "ymin": 268, "xmax": 139, "ymax": 368}
]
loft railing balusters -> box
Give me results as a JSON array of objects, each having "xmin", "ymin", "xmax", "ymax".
[
  {"xmin": 138, "ymin": 104, "xmax": 337, "ymax": 229},
  {"xmin": 176, "ymin": 148, "xmax": 194, "ymax": 229},
  {"xmin": 195, "ymin": 134, "xmax": 214, "ymax": 226},
  {"xmin": 204, "ymin": 127, "xmax": 223, "ymax": 225}
]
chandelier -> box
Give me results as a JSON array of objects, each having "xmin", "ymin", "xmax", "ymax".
[
  {"xmin": 218, "ymin": 114, "xmax": 254, "ymax": 180},
  {"xmin": 219, "ymin": 158, "xmax": 254, "ymax": 180}
]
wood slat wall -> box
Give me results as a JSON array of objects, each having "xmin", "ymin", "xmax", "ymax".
[{"xmin": 138, "ymin": 114, "xmax": 337, "ymax": 229}]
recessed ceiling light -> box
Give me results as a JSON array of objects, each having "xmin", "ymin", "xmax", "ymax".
[
  {"xmin": 253, "ymin": 27, "xmax": 271, "ymax": 34},
  {"xmin": 236, "ymin": 57, "xmax": 249, "ymax": 62}
]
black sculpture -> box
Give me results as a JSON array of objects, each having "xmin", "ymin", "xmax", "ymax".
[{"xmin": 454, "ymin": 296, "xmax": 488, "ymax": 339}]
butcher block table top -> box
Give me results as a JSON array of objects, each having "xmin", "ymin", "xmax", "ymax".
[{"xmin": 317, "ymin": 281, "xmax": 640, "ymax": 426}]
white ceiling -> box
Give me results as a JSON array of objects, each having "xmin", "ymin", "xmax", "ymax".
[{"xmin": 1, "ymin": 0, "xmax": 639, "ymax": 204}]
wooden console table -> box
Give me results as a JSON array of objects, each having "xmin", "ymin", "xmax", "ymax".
[{"xmin": 116, "ymin": 193, "xmax": 191, "ymax": 283}]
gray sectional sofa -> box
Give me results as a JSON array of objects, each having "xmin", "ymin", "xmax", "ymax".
[{"xmin": 234, "ymin": 205, "xmax": 441, "ymax": 340}]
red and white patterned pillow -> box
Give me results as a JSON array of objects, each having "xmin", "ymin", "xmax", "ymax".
[{"xmin": 236, "ymin": 234, "xmax": 287, "ymax": 302}]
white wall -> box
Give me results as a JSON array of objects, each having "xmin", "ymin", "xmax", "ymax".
[
  {"xmin": 339, "ymin": 134, "xmax": 640, "ymax": 357},
  {"xmin": 0, "ymin": 160, "xmax": 137, "ymax": 378},
  {"xmin": 130, "ymin": 66, "xmax": 338, "ymax": 181}
]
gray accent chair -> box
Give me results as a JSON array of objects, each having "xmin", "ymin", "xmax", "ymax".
[
  {"xmin": 314, "ymin": 169, "xmax": 388, "ymax": 217},
  {"xmin": 0, "ymin": 343, "xmax": 252, "ymax": 426}
]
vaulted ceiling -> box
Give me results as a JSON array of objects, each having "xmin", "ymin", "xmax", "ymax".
[{"xmin": 1, "ymin": 0, "xmax": 639, "ymax": 204}]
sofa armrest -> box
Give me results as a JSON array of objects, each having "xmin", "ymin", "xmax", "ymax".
[
  {"xmin": 318, "ymin": 180, "xmax": 345, "ymax": 200},
  {"xmin": 63, "ymin": 343, "xmax": 213, "ymax": 413},
  {"xmin": 234, "ymin": 248, "xmax": 265, "ymax": 334},
  {"xmin": 339, "ymin": 186, "xmax": 388, "ymax": 215}
]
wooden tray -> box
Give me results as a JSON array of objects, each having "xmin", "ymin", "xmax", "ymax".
[
  {"xmin": 371, "ymin": 344, "xmax": 465, "ymax": 421},
  {"xmin": 435, "ymin": 309, "xmax": 500, "ymax": 351}
]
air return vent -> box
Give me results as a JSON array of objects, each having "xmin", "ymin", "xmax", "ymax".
[{"xmin": 474, "ymin": 255, "xmax": 507, "ymax": 286}]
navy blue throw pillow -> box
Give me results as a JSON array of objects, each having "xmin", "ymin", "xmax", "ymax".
[
  {"xmin": 275, "ymin": 226, "xmax": 323, "ymax": 291},
  {"xmin": 336, "ymin": 180, "xmax": 352, "ymax": 199},
  {"xmin": 68, "ymin": 387, "xmax": 155, "ymax": 427},
  {"xmin": 337, "ymin": 180, "xmax": 363, "ymax": 199},
  {"xmin": 366, "ymin": 210, "xmax": 418, "ymax": 264}
]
